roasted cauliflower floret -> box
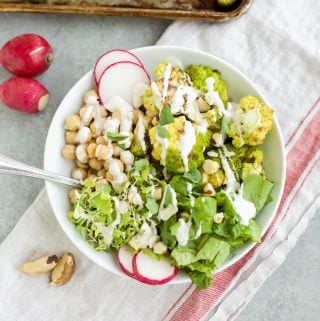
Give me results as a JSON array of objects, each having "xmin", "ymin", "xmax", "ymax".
[
  {"xmin": 149, "ymin": 116, "xmax": 212, "ymax": 174},
  {"xmin": 186, "ymin": 65, "xmax": 229, "ymax": 105},
  {"xmin": 227, "ymin": 96, "xmax": 273, "ymax": 148}
]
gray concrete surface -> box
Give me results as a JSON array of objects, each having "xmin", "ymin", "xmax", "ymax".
[{"xmin": 0, "ymin": 12, "xmax": 319, "ymax": 321}]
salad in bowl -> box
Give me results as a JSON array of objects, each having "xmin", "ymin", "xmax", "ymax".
[{"xmin": 45, "ymin": 46, "xmax": 285, "ymax": 289}]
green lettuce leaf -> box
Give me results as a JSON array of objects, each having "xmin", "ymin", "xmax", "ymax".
[
  {"xmin": 243, "ymin": 174, "xmax": 273, "ymax": 213},
  {"xmin": 187, "ymin": 270, "xmax": 212, "ymax": 290},
  {"xmin": 191, "ymin": 197, "xmax": 217, "ymax": 233}
]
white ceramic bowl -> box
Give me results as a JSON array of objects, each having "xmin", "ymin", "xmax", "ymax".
[{"xmin": 44, "ymin": 46, "xmax": 286, "ymax": 284}]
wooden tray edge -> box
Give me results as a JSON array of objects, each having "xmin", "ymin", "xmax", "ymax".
[{"xmin": 0, "ymin": 0, "xmax": 252, "ymax": 21}]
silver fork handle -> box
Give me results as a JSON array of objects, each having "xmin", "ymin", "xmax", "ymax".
[{"xmin": 0, "ymin": 153, "xmax": 81, "ymax": 188}]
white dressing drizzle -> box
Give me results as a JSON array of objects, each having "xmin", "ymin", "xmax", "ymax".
[
  {"xmin": 176, "ymin": 218, "xmax": 192, "ymax": 246},
  {"xmin": 104, "ymin": 96, "xmax": 133, "ymax": 134},
  {"xmin": 194, "ymin": 223, "xmax": 202, "ymax": 239},
  {"xmin": 137, "ymin": 220, "xmax": 154, "ymax": 248},
  {"xmin": 156, "ymin": 132, "xmax": 169, "ymax": 166},
  {"xmin": 179, "ymin": 120, "xmax": 196, "ymax": 172},
  {"xmin": 204, "ymin": 77, "xmax": 225, "ymax": 116},
  {"xmin": 187, "ymin": 182, "xmax": 195, "ymax": 207},
  {"xmin": 232, "ymin": 184, "xmax": 256, "ymax": 225},
  {"xmin": 136, "ymin": 113, "xmax": 146, "ymax": 152},
  {"xmin": 76, "ymin": 127, "xmax": 91, "ymax": 144},
  {"xmin": 151, "ymin": 82, "xmax": 162, "ymax": 109},
  {"xmin": 95, "ymin": 196, "xmax": 127, "ymax": 246},
  {"xmin": 162, "ymin": 63, "xmax": 172, "ymax": 100},
  {"xmin": 158, "ymin": 185, "xmax": 178, "ymax": 221},
  {"xmin": 219, "ymin": 147, "xmax": 256, "ymax": 226}
]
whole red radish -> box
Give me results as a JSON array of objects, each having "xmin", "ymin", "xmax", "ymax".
[
  {"xmin": 0, "ymin": 34, "xmax": 53, "ymax": 77},
  {"xmin": 0, "ymin": 77, "xmax": 49, "ymax": 113}
]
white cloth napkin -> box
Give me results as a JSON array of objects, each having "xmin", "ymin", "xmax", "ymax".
[{"xmin": 1, "ymin": 0, "xmax": 320, "ymax": 320}]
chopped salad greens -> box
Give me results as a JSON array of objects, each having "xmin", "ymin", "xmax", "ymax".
[{"xmin": 67, "ymin": 58, "xmax": 274, "ymax": 289}]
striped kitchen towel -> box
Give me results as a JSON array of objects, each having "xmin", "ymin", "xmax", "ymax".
[{"xmin": 0, "ymin": 0, "xmax": 319, "ymax": 320}]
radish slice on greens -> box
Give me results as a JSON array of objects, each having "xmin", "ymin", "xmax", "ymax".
[
  {"xmin": 94, "ymin": 49, "xmax": 143, "ymax": 84},
  {"xmin": 98, "ymin": 61, "xmax": 150, "ymax": 106},
  {"xmin": 133, "ymin": 252, "xmax": 178, "ymax": 285},
  {"xmin": 117, "ymin": 245, "xmax": 135, "ymax": 279}
]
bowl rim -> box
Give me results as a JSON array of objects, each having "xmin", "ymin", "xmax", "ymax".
[{"xmin": 44, "ymin": 45, "xmax": 286, "ymax": 284}]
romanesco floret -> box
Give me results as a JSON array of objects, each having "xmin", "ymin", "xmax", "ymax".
[
  {"xmin": 208, "ymin": 169, "xmax": 226, "ymax": 189},
  {"xmin": 227, "ymin": 96, "xmax": 273, "ymax": 148},
  {"xmin": 205, "ymin": 108, "xmax": 221, "ymax": 130},
  {"xmin": 141, "ymin": 87, "xmax": 158, "ymax": 115},
  {"xmin": 242, "ymin": 147, "xmax": 265, "ymax": 179},
  {"xmin": 186, "ymin": 65, "xmax": 229, "ymax": 105},
  {"xmin": 149, "ymin": 116, "xmax": 212, "ymax": 174},
  {"xmin": 141, "ymin": 62, "xmax": 192, "ymax": 115}
]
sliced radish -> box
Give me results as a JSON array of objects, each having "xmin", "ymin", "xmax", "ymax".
[
  {"xmin": 94, "ymin": 49, "xmax": 143, "ymax": 84},
  {"xmin": 117, "ymin": 245, "xmax": 135, "ymax": 279},
  {"xmin": 133, "ymin": 252, "xmax": 178, "ymax": 285},
  {"xmin": 98, "ymin": 61, "xmax": 150, "ymax": 106}
]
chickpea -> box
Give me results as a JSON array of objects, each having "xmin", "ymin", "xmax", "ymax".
[
  {"xmin": 108, "ymin": 159, "xmax": 124, "ymax": 176},
  {"xmin": 97, "ymin": 169, "xmax": 106, "ymax": 178},
  {"xmin": 104, "ymin": 117, "xmax": 120, "ymax": 133},
  {"xmin": 202, "ymin": 171, "xmax": 209, "ymax": 184},
  {"xmin": 203, "ymin": 183, "xmax": 215, "ymax": 196},
  {"xmin": 120, "ymin": 150, "xmax": 134, "ymax": 165},
  {"xmin": 84, "ymin": 89, "xmax": 98, "ymax": 104},
  {"xmin": 105, "ymin": 171, "xmax": 113, "ymax": 180},
  {"xmin": 96, "ymin": 144, "xmax": 113, "ymax": 160},
  {"xmin": 103, "ymin": 160, "xmax": 109, "ymax": 171},
  {"xmin": 112, "ymin": 108, "xmax": 122, "ymax": 119},
  {"xmin": 68, "ymin": 189, "xmax": 80, "ymax": 204},
  {"xmin": 89, "ymin": 157, "xmax": 104, "ymax": 170},
  {"xmin": 212, "ymin": 133, "xmax": 224, "ymax": 147},
  {"xmin": 96, "ymin": 106, "xmax": 108, "ymax": 118},
  {"xmin": 76, "ymin": 127, "xmax": 92, "ymax": 144},
  {"xmin": 152, "ymin": 187, "xmax": 162, "ymax": 201},
  {"xmin": 95, "ymin": 178, "xmax": 109, "ymax": 189},
  {"xmin": 76, "ymin": 160, "xmax": 89, "ymax": 169},
  {"xmin": 62, "ymin": 144, "xmax": 76, "ymax": 160},
  {"xmin": 95, "ymin": 136, "xmax": 107, "ymax": 145},
  {"xmin": 88, "ymin": 168, "xmax": 97, "ymax": 176},
  {"xmin": 112, "ymin": 143, "xmax": 121, "ymax": 157},
  {"xmin": 202, "ymin": 159, "xmax": 219, "ymax": 175},
  {"xmin": 75, "ymin": 144, "xmax": 89, "ymax": 163},
  {"xmin": 213, "ymin": 212, "xmax": 224, "ymax": 224},
  {"xmin": 87, "ymin": 174, "xmax": 97, "ymax": 180},
  {"xmin": 71, "ymin": 168, "xmax": 87, "ymax": 181},
  {"xmin": 153, "ymin": 242, "xmax": 167, "ymax": 255},
  {"xmin": 87, "ymin": 143, "xmax": 97, "ymax": 158},
  {"xmin": 90, "ymin": 122, "xmax": 105, "ymax": 138},
  {"xmin": 148, "ymin": 235, "xmax": 160, "ymax": 249},
  {"xmin": 65, "ymin": 131, "xmax": 78, "ymax": 145},
  {"xmin": 65, "ymin": 115, "xmax": 81, "ymax": 131},
  {"xmin": 79, "ymin": 106, "xmax": 93, "ymax": 124}
]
